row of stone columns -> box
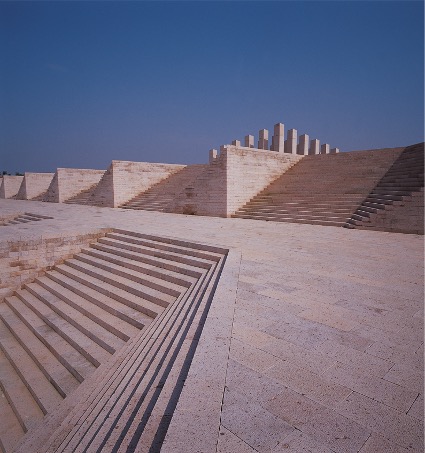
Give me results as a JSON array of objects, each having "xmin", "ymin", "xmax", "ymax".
[{"xmin": 232, "ymin": 123, "xmax": 339, "ymax": 155}]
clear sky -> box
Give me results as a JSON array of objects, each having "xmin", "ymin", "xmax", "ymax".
[{"xmin": 0, "ymin": 0, "xmax": 423, "ymax": 174}]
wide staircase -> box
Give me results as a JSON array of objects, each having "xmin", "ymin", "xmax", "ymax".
[
  {"xmin": 121, "ymin": 164, "xmax": 208, "ymax": 212},
  {"xmin": 0, "ymin": 229, "xmax": 227, "ymax": 453},
  {"xmin": 232, "ymin": 147, "xmax": 405, "ymax": 227},
  {"xmin": 64, "ymin": 183, "xmax": 99, "ymax": 206},
  {"xmin": 344, "ymin": 142, "xmax": 424, "ymax": 229}
]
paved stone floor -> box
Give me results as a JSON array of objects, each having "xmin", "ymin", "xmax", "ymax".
[{"xmin": 0, "ymin": 199, "xmax": 423, "ymax": 452}]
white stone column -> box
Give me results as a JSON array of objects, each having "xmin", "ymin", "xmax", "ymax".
[
  {"xmin": 330, "ymin": 147, "xmax": 340, "ymax": 154},
  {"xmin": 209, "ymin": 149, "xmax": 218, "ymax": 163},
  {"xmin": 258, "ymin": 129, "xmax": 269, "ymax": 150},
  {"xmin": 244, "ymin": 135, "xmax": 254, "ymax": 148},
  {"xmin": 321, "ymin": 143, "xmax": 330, "ymax": 154},
  {"xmin": 285, "ymin": 128, "xmax": 297, "ymax": 154},
  {"xmin": 309, "ymin": 139, "xmax": 320, "ymax": 155},
  {"xmin": 231, "ymin": 140, "xmax": 241, "ymax": 146},
  {"xmin": 297, "ymin": 134, "xmax": 309, "ymax": 155},
  {"xmin": 271, "ymin": 123, "xmax": 284, "ymax": 152}
]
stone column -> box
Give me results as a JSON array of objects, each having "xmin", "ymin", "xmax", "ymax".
[
  {"xmin": 309, "ymin": 139, "xmax": 320, "ymax": 155},
  {"xmin": 285, "ymin": 129, "xmax": 297, "ymax": 154},
  {"xmin": 297, "ymin": 134, "xmax": 309, "ymax": 155},
  {"xmin": 231, "ymin": 140, "xmax": 241, "ymax": 146},
  {"xmin": 209, "ymin": 149, "xmax": 218, "ymax": 163},
  {"xmin": 271, "ymin": 123, "xmax": 284, "ymax": 152},
  {"xmin": 244, "ymin": 135, "xmax": 254, "ymax": 148},
  {"xmin": 258, "ymin": 129, "xmax": 269, "ymax": 150},
  {"xmin": 321, "ymin": 144, "xmax": 330, "ymax": 154},
  {"xmin": 330, "ymin": 147, "xmax": 340, "ymax": 154}
]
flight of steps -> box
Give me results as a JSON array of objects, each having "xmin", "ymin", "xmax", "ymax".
[
  {"xmin": 344, "ymin": 143, "xmax": 424, "ymax": 229},
  {"xmin": 232, "ymin": 148, "xmax": 406, "ymax": 227},
  {"xmin": 64, "ymin": 183, "xmax": 99, "ymax": 205},
  {"xmin": 121, "ymin": 164, "xmax": 208, "ymax": 212},
  {"xmin": 0, "ymin": 212, "xmax": 53, "ymax": 226},
  {"xmin": 1, "ymin": 229, "xmax": 227, "ymax": 453}
]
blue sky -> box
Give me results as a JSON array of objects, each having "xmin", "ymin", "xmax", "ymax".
[{"xmin": 0, "ymin": 1, "xmax": 423, "ymax": 173}]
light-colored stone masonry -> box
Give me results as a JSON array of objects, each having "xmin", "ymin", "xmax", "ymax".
[
  {"xmin": 89, "ymin": 160, "xmax": 185, "ymax": 207},
  {"xmin": 42, "ymin": 168, "xmax": 105, "ymax": 203},
  {"xmin": 0, "ymin": 228, "xmax": 110, "ymax": 299},
  {"xmin": 360, "ymin": 189, "xmax": 424, "ymax": 234},
  {"xmin": 15, "ymin": 172, "xmax": 54, "ymax": 200},
  {"xmin": 0, "ymin": 176, "xmax": 24, "ymax": 199},
  {"xmin": 172, "ymin": 146, "xmax": 303, "ymax": 217}
]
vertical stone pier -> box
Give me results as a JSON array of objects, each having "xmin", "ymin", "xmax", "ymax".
[
  {"xmin": 285, "ymin": 129, "xmax": 297, "ymax": 154},
  {"xmin": 297, "ymin": 134, "xmax": 309, "ymax": 155},
  {"xmin": 231, "ymin": 140, "xmax": 241, "ymax": 146},
  {"xmin": 309, "ymin": 139, "xmax": 320, "ymax": 155},
  {"xmin": 245, "ymin": 135, "xmax": 254, "ymax": 148},
  {"xmin": 271, "ymin": 123, "xmax": 285, "ymax": 152},
  {"xmin": 321, "ymin": 144, "xmax": 330, "ymax": 154},
  {"xmin": 209, "ymin": 149, "xmax": 218, "ymax": 163},
  {"xmin": 258, "ymin": 129, "xmax": 269, "ymax": 150},
  {"xmin": 330, "ymin": 147, "xmax": 340, "ymax": 154}
]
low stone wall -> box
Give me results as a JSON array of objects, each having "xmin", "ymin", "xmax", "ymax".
[
  {"xmin": 172, "ymin": 146, "xmax": 303, "ymax": 217},
  {"xmin": 15, "ymin": 172, "xmax": 54, "ymax": 200},
  {"xmin": 0, "ymin": 229, "xmax": 111, "ymax": 299},
  {"xmin": 43, "ymin": 168, "xmax": 105, "ymax": 203},
  {"xmin": 0, "ymin": 176, "xmax": 24, "ymax": 199},
  {"xmin": 89, "ymin": 160, "xmax": 185, "ymax": 207}
]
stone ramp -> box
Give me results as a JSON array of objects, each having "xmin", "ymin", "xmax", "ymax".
[
  {"xmin": 344, "ymin": 142, "xmax": 424, "ymax": 233},
  {"xmin": 0, "ymin": 176, "xmax": 24, "ymax": 200},
  {"xmin": 121, "ymin": 164, "xmax": 208, "ymax": 212},
  {"xmin": 6, "ymin": 229, "xmax": 227, "ymax": 453},
  {"xmin": 232, "ymin": 146, "xmax": 405, "ymax": 226}
]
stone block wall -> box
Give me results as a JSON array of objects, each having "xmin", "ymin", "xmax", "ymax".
[
  {"xmin": 90, "ymin": 160, "xmax": 186, "ymax": 207},
  {"xmin": 0, "ymin": 229, "xmax": 111, "ymax": 299},
  {"xmin": 172, "ymin": 146, "xmax": 304, "ymax": 217},
  {"xmin": 0, "ymin": 176, "xmax": 24, "ymax": 199},
  {"xmin": 43, "ymin": 168, "xmax": 105, "ymax": 203},
  {"xmin": 16, "ymin": 172, "xmax": 54, "ymax": 200}
]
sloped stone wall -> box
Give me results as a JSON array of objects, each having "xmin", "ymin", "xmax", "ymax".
[
  {"xmin": 0, "ymin": 176, "xmax": 24, "ymax": 199},
  {"xmin": 16, "ymin": 172, "xmax": 54, "ymax": 200}
]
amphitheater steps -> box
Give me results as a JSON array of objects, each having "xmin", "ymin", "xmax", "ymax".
[
  {"xmin": 1, "ymin": 229, "xmax": 224, "ymax": 452},
  {"xmin": 232, "ymin": 147, "xmax": 411, "ymax": 226},
  {"xmin": 344, "ymin": 143, "xmax": 424, "ymax": 229},
  {"xmin": 27, "ymin": 231, "xmax": 228, "ymax": 453},
  {"xmin": 121, "ymin": 164, "xmax": 208, "ymax": 212}
]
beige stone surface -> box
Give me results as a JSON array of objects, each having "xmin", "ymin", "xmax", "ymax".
[{"xmin": 0, "ymin": 199, "xmax": 423, "ymax": 452}]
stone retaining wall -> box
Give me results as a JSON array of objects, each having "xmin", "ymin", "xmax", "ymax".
[{"xmin": 16, "ymin": 172, "xmax": 54, "ymax": 200}]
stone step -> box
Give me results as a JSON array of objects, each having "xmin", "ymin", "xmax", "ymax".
[
  {"xmin": 15, "ymin": 288, "xmax": 110, "ymax": 368},
  {"xmin": 46, "ymin": 270, "xmax": 153, "ymax": 331},
  {"xmin": 232, "ymin": 214, "xmax": 346, "ymax": 227},
  {"xmin": 76, "ymin": 250, "xmax": 182, "ymax": 297},
  {"xmin": 106, "ymin": 231, "xmax": 221, "ymax": 265},
  {"xmin": 0, "ymin": 349, "xmax": 44, "ymax": 433},
  {"xmin": 55, "ymin": 263, "xmax": 164, "ymax": 320},
  {"xmin": 0, "ymin": 388, "xmax": 25, "ymax": 453},
  {"xmin": 351, "ymin": 212, "xmax": 370, "ymax": 222},
  {"xmin": 0, "ymin": 304, "xmax": 79, "ymax": 398},
  {"xmin": 5, "ymin": 296, "xmax": 95, "ymax": 383},
  {"xmin": 96, "ymin": 238, "xmax": 205, "ymax": 279},
  {"xmin": 65, "ymin": 258, "xmax": 176, "ymax": 309},
  {"xmin": 25, "ymin": 282, "xmax": 125, "ymax": 354},
  {"xmin": 238, "ymin": 205, "xmax": 354, "ymax": 214},
  {"xmin": 36, "ymin": 275, "xmax": 140, "ymax": 341},
  {"xmin": 84, "ymin": 246, "xmax": 193, "ymax": 290},
  {"xmin": 0, "ymin": 318, "xmax": 63, "ymax": 415}
]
